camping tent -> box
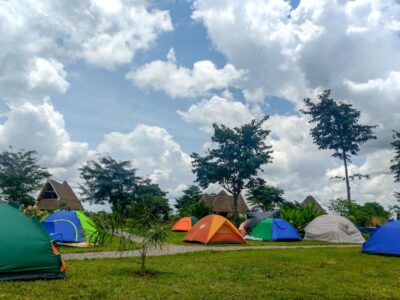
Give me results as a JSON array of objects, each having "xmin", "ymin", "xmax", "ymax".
[
  {"xmin": 42, "ymin": 210, "xmax": 98, "ymax": 246},
  {"xmin": 184, "ymin": 215, "xmax": 245, "ymax": 244},
  {"xmin": 363, "ymin": 220, "xmax": 400, "ymax": 256},
  {"xmin": 172, "ymin": 216, "xmax": 198, "ymax": 232},
  {"xmin": 245, "ymin": 218, "xmax": 301, "ymax": 241},
  {"xmin": 0, "ymin": 203, "xmax": 66, "ymax": 280},
  {"xmin": 245, "ymin": 211, "xmax": 280, "ymax": 231},
  {"xmin": 304, "ymin": 215, "xmax": 365, "ymax": 243}
]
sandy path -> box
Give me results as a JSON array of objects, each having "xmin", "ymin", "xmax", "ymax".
[{"xmin": 63, "ymin": 244, "xmax": 360, "ymax": 260}]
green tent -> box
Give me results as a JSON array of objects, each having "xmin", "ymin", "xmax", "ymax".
[
  {"xmin": 0, "ymin": 203, "xmax": 66, "ymax": 280},
  {"xmin": 250, "ymin": 218, "xmax": 273, "ymax": 240}
]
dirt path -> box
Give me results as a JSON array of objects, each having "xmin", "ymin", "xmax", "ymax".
[{"xmin": 63, "ymin": 244, "xmax": 360, "ymax": 260}]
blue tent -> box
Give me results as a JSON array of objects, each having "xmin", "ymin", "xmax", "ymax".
[
  {"xmin": 42, "ymin": 210, "xmax": 88, "ymax": 243},
  {"xmin": 363, "ymin": 220, "xmax": 400, "ymax": 256}
]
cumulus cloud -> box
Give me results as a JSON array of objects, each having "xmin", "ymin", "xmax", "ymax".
[
  {"xmin": 0, "ymin": 101, "xmax": 90, "ymax": 180},
  {"xmin": 0, "ymin": 0, "xmax": 172, "ymax": 105},
  {"xmin": 127, "ymin": 48, "xmax": 246, "ymax": 98},
  {"xmin": 97, "ymin": 124, "xmax": 194, "ymax": 197},
  {"xmin": 178, "ymin": 96, "xmax": 255, "ymax": 133}
]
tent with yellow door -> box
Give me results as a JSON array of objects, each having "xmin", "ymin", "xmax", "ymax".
[{"xmin": 184, "ymin": 215, "xmax": 245, "ymax": 244}]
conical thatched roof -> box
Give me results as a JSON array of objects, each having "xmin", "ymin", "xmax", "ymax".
[
  {"xmin": 302, "ymin": 195, "xmax": 326, "ymax": 214},
  {"xmin": 36, "ymin": 180, "xmax": 84, "ymax": 211},
  {"xmin": 202, "ymin": 190, "xmax": 249, "ymax": 214}
]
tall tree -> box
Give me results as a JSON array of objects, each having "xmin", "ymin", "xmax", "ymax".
[
  {"xmin": 174, "ymin": 185, "xmax": 202, "ymax": 216},
  {"xmin": 79, "ymin": 155, "xmax": 140, "ymax": 210},
  {"xmin": 301, "ymin": 90, "xmax": 377, "ymax": 201},
  {"xmin": 134, "ymin": 179, "xmax": 171, "ymax": 220},
  {"xmin": 0, "ymin": 148, "xmax": 50, "ymax": 207},
  {"xmin": 191, "ymin": 117, "xmax": 273, "ymax": 221},
  {"xmin": 390, "ymin": 131, "xmax": 400, "ymax": 183},
  {"xmin": 247, "ymin": 179, "xmax": 285, "ymax": 211}
]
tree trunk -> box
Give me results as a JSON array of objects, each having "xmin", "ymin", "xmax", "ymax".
[
  {"xmin": 233, "ymin": 194, "xmax": 238, "ymax": 225},
  {"xmin": 140, "ymin": 251, "xmax": 146, "ymax": 275},
  {"xmin": 342, "ymin": 149, "xmax": 351, "ymax": 201}
]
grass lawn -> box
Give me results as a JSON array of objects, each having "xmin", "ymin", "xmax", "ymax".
[
  {"xmin": 166, "ymin": 230, "xmax": 353, "ymax": 247},
  {"xmin": 1, "ymin": 248, "xmax": 399, "ymax": 299},
  {"xmin": 57, "ymin": 236, "xmax": 139, "ymax": 254}
]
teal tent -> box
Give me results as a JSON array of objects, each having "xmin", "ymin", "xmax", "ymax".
[{"xmin": 0, "ymin": 203, "xmax": 66, "ymax": 280}]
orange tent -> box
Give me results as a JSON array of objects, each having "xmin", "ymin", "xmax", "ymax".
[
  {"xmin": 172, "ymin": 216, "xmax": 198, "ymax": 232},
  {"xmin": 184, "ymin": 215, "xmax": 245, "ymax": 244}
]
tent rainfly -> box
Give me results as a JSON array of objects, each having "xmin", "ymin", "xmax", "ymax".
[
  {"xmin": 304, "ymin": 215, "xmax": 365, "ymax": 244},
  {"xmin": 0, "ymin": 203, "xmax": 66, "ymax": 280},
  {"xmin": 184, "ymin": 215, "xmax": 245, "ymax": 244}
]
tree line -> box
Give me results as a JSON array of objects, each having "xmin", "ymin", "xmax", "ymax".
[{"xmin": 0, "ymin": 90, "xmax": 399, "ymax": 222}]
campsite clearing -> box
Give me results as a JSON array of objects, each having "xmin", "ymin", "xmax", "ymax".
[{"xmin": 1, "ymin": 248, "xmax": 399, "ymax": 299}]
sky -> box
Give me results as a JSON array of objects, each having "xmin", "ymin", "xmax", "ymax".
[{"xmin": 0, "ymin": 0, "xmax": 399, "ymax": 211}]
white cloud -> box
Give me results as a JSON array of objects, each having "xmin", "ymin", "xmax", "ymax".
[
  {"xmin": 97, "ymin": 124, "xmax": 194, "ymax": 198},
  {"xmin": 82, "ymin": 5, "xmax": 173, "ymax": 69},
  {"xmin": 178, "ymin": 96, "xmax": 255, "ymax": 133},
  {"xmin": 0, "ymin": 0, "xmax": 172, "ymax": 105},
  {"xmin": 28, "ymin": 57, "xmax": 69, "ymax": 96},
  {"xmin": 192, "ymin": 0, "xmax": 400, "ymax": 109},
  {"xmin": 0, "ymin": 101, "xmax": 89, "ymax": 180},
  {"xmin": 127, "ymin": 48, "xmax": 246, "ymax": 98}
]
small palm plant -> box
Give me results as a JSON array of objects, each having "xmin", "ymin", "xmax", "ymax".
[
  {"xmin": 95, "ymin": 198, "xmax": 167, "ymax": 276},
  {"xmin": 129, "ymin": 198, "xmax": 167, "ymax": 275}
]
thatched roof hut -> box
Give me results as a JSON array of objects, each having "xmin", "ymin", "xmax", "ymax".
[
  {"xmin": 302, "ymin": 195, "xmax": 326, "ymax": 214},
  {"xmin": 36, "ymin": 180, "xmax": 84, "ymax": 211},
  {"xmin": 202, "ymin": 190, "xmax": 249, "ymax": 214}
]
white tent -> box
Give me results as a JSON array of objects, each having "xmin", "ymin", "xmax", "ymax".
[{"xmin": 304, "ymin": 215, "xmax": 365, "ymax": 244}]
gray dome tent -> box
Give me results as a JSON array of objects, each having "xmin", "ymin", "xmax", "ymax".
[{"xmin": 304, "ymin": 215, "xmax": 365, "ymax": 243}]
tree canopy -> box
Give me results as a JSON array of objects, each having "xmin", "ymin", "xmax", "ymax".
[
  {"xmin": 0, "ymin": 148, "xmax": 50, "ymax": 207},
  {"xmin": 301, "ymin": 90, "xmax": 377, "ymax": 201},
  {"xmin": 174, "ymin": 185, "xmax": 202, "ymax": 216},
  {"xmin": 247, "ymin": 179, "xmax": 285, "ymax": 211},
  {"xmin": 174, "ymin": 185, "xmax": 211, "ymax": 219},
  {"xmin": 329, "ymin": 198, "xmax": 389, "ymax": 227},
  {"xmin": 191, "ymin": 117, "xmax": 273, "ymax": 219},
  {"xmin": 134, "ymin": 179, "xmax": 171, "ymax": 220},
  {"xmin": 391, "ymin": 131, "xmax": 400, "ymax": 183},
  {"xmin": 79, "ymin": 155, "xmax": 140, "ymax": 209}
]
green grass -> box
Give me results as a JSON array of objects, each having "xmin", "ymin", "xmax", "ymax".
[
  {"xmin": 166, "ymin": 230, "xmax": 352, "ymax": 247},
  {"xmin": 58, "ymin": 236, "xmax": 139, "ymax": 254},
  {"xmin": 1, "ymin": 248, "xmax": 399, "ymax": 299}
]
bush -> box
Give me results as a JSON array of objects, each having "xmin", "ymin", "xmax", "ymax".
[{"xmin": 280, "ymin": 202, "xmax": 323, "ymax": 234}]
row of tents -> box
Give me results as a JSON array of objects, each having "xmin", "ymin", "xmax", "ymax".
[{"xmin": 172, "ymin": 213, "xmax": 400, "ymax": 256}]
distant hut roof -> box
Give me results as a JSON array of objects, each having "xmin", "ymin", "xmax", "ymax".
[
  {"xmin": 302, "ymin": 195, "xmax": 326, "ymax": 214},
  {"xmin": 36, "ymin": 180, "xmax": 84, "ymax": 211},
  {"xmin": 202, "ymin": 190, "xmax": 249, "ymax": 214}
]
